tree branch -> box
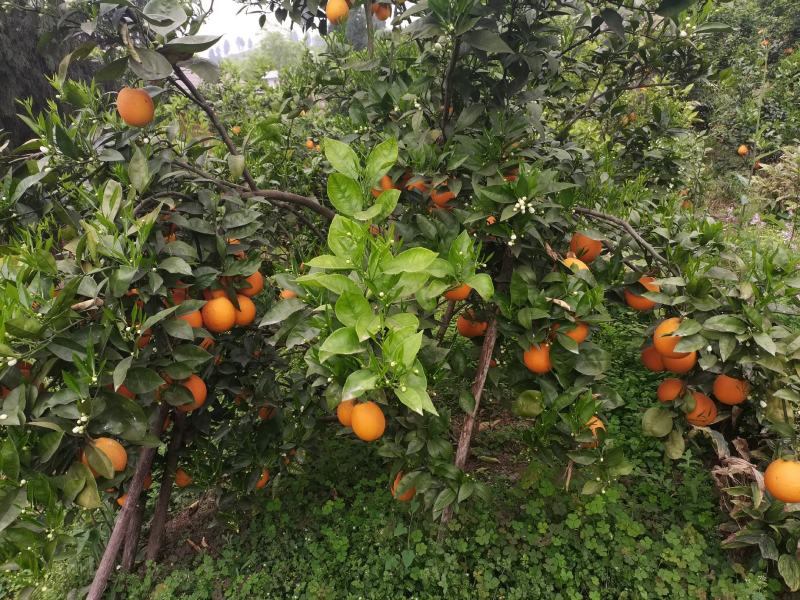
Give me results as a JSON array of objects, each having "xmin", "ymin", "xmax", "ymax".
[
  {"xmin": 436, "ymin": 300, "xmax": 456, "ymax": 342},
  {"xmin": 241, "ymin": 190, "xmax": 335, "ymax": 221},
  {"xmin": 441, "ymin": 36, "xmax": 461, "ymax": 137}
]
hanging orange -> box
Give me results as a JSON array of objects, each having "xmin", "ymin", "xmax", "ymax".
[
  {"xmin": 456, "ymin": 314, "xmax": 488, "ymax": 338},
  {"xmin": 81, "ymin": 437, "xmax": 128, "ymax": 475},
  {"xmin": 391, "ymin": 471, "xmax": 416, "ymax": 502},
  {"xmin": 239, "ymin": 271, "xmax": 265, "ymax": 297},
  {"xmin": 657, "ymin": 378, "xmax": 685, "ymax": 402},
  {"xmin": 662, "ymin": 351, "xmax": 697, "ymax": 374},
  {"xmin": 523, "ymin": 344, "xmax": 552, "ymax": 374},
  {"xmin": 641, "ymin": 345, "xmax": 665, "ymax": 372},
  {"xmin": 202, "ymin": 297, "xmax": 237, "ymax": 333},
  {"xmin": 177, "ymin": 374, "xmax": 207, "ymax": 413},
  {"xmin": 175, "ymin": 468, "xmax": 192, "ymax": 487},
  {"xmin": 653, "ymin": 317, "xmax": 688, "ymax": 359},
  {"xmin": 177, "ymin": 310, "xmax": 203, "ymax": 329},
  {"xmin": 255, "ymin": 468, "xmax": 270, "ymax": 489},
  {"xmin": 685, "ymin": 392, "xmax": 717, "ymax": 426},
  {"xmin": 569, "ymin": 232, "xmax": 603, "ymax": 263},
  {"xmin": 233, "ymin": 295, "xmax": 256, "ymax": 326},
  {"xmin": 765, "ymin": 459, "xmax": 800, "ymax": 502},
  {"xmin": 713, "ymin": 374, "xmax": 750, "ymax": 405},
  {"xmin": 337, "ymin": 399, "xmax": 356, "ymax": 427},
  {"xmin": 350, "ymin": 401, "xmax": 386, "ymax": 442},
  {"xmin": 624, "ymin": 276, "xmax": 660, "ymax": 311},
  {"xmin": 116, "ymin": 87, "xmax": 154, "ymax": 127},
  {"xmin": 444, "ymin": 283, "xmax": 472, "ymax": 301}
]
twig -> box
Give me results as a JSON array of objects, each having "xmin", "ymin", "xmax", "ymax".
[
  {"xmin": 436, "ymin": 300, "xmax": 456, "ymax": 342},
  {"xmin": 441, "ymin": 36, "xmax": 461, "ymax": 137},
  {"xmin": 364, "ymin": 0, "xmax": 375, "ymax": 58},
  {"xmin": 241, "ymin": 190, "xmax": 335, "ymax": 221}
]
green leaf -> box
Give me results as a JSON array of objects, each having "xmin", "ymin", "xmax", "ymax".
[
  {"xmin": 75, "ymin": 477, "xmax": 102, "ymax": 509},
  {"xmin": 719, "ymin": 335, "xmax": 736, "ymax": 362},
  {"xmin": 342, "ymin": 369, "xmax": 378, "ymax": 400},
  {"xmin": 655, "ymin": 0, "xmax": 698, "ymax": 19},
  {"xmin": 357, "ymin": 189, "xmax": 400, "ymax": 222},
  {"xmin": 259, "ymin": 298, "xmax": 306, "ymax": 326},
  {"xmin": 779, "ymin": 554, "xmax": 800, "ymax": 592},
  {"xmin": 574, "ymin": 345, "xmax": 610, "ymax": 376},
  {"xmin": 143, "ymin": 0, "xmax": 187, "ymax": 35},
  {"xmin": 664, "ymin": 429, "xmax": 685, "ymax": 460},
  {"xmin": 459, "ymin": 389, "xmax": 475, "ymax": 414},
  {"xmin": 296, "ymin": 273, "xmax": 361, "ymax": 296},
  {"xmin": 159, "ymin": 256, "xmax": 193, "ymax": 276},
  {"xmin": 702, "ymin": 315, "xmax": 747, "ymax": 334},
  {"xmin": 364, "ymin": 138, "xmax": 398, "ymax": 186},
  {"xmin": 753, "ymin": 332, "xmax": 776, "ymax": 356},
  {"xmin": 642, "ymin": 407, "xmax": 674, "ymax": 438},
  {"xmin": 164, "ymin": 318, "xmax": 195, "ymax": 340},
  {"xmin": 0, "ymin": 438, "xmax": 20, "ymax": 480},
  {"xmin": 306, "ymin": 255, "xmax": 354, "ymax": 270},
  {"xmin": 463, "ymin": 30, "xmax": 513, "ymax": 54},
  {"xmin": 433, "ymin": 488, "xmax": 457, "ymax": 514},
  {"xmin": 464, "ymin": 273, "xmax": 494, "ymax": 300},
  {"xmin": 101, "ymin": 179, "xmax": 123, "ymax": 221},
  {"xmin": 328, "ymin": 215, "xmax": 365, "ymax": 261},
  {"xmin": 319, "ymin": 327, "xmax": 362, "ymax": 357},
  {"xmin": 37, "ymin": 430, "xmax": 64, "ymax": 462},
  {"xmin": 327, "ymin": 173, "xmax": 363, "ymax": 217},
  {"xmin": 323, "ymin": 138, "xmax": 360, "ymax": 180},
  {"xmin": 129, "ymin": 47, "xmax": 174, "ymax": 80},
  {"xmin": 382, "ymin": 248, "xmax": 438, "ymax": 274},
  {"xmin": 335, "ymin": 292, "xmax": 372, "ymax": 327},
  {"xmin": 162, "ymin": 34, "xmax": 222, "ymax": 54},
  {"xmin": 108, "ymin": 266, "xmax": 138, "ymax": 298},
  {"xmin": 0, "ymin": 488, "xmax": 26, "ymax": 534},
  {"xmin": 84, "ymin": 443, "xmax": 114, "ymax": 479},
  {"xmin": 129, "ymin": 146, "xmax": 150, "ymax": 193},
  {"xmin": 125, "ymin": 368, "xmax": 165, "ymax": 394},
  {"xmin": 386, "ymin": 313, "xmax": 419, "ymax": 331},
  {"xmin": 113, "ymin": 356, "xmax": 133, "ymax": 392},
  {"xmin": 600, "ymin": 8, "xmax": 625, "ymax": 39}
]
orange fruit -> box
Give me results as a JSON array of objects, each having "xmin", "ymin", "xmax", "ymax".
[
  {"xmin": 233, "ymin": 295, "xmax": 256, "ymax": 326},
  {"xmin": 562, "ymin": 257, "xmax": 589, "ymax": 271},
  {"xmin": 326, "ymin": 0, "xmax": 349, "ymax": 23},
  {"xmin": 258, "ymin": 406, "xmax": 276, "ymax": 420},
  {"xmin": 255, "ymin": 468, "xmax": 270, "ymax": 489},
  {"xmin": 350, "ymin": 401, "xmax": 386, "ymax": 442},
  {"xmin": 431, "ymin": 188, "xmax": 456, "ymax": 207},
  {"xmin": 202, "ymin": 297, "xmax": 236, "ymax": 333},
  {"xmin": 713, "ymin": 374, "xmax": 750, "ymax": 406},
  {"xmin": 657, "ymin": 378, "xmax": 685, "ymax": 402},
  {"xmin": 239, "ymin": 271, "xmax": 265, "ymax": 297},
  {"xmin": 174, "ymin": 468, "xmax": 192, "ymax": 488},
  {"xmin": 279, "ymin": 289, "xmax": 297, "ymax": 299},
  {"xmin": 177, "ymin": 310, "xmax": 203, "ymax": 329},
  {"xmin": 737, "ymin": 144, "xmax": 749, "ymax": 157},
  {"xmin": 315, "ymin": 144, "xmax": 321, "ymax": 152},
  {"xmin": 372, "ymin": 2, "xmax": 391, "ymax": 20},
  {"xmin": 523, "ymin": 343, "xmax": 552, "ymax": 374},
  {"xmin": 486, "ymin": 215, "xmax": 497, "ymax": 225},
  {"xmin": 652, "ymin": 317, "xmax": 688, "ymax": 359},
  {"xmin": 569, "ymin": 232, "xmax": 603, "ymax": 263},
  {"xmin": 456, "ymin": 314, "xmax": 488, "ymax": 338},
  {"xmin": 624, "ymin": 276, "xmax": 660, "ymax": 311},
  {"xmin": 444, "ymin": 283, "xmax": 472, "ymax": 301},
  {"xmin": 177, "ymin": 374, "xmax": 207, "ymax": 413},
  {"xmin": 371, "ymin": 174, "xmax": 395, "ymax": 198},
  {"xmin": 115, "ymin": 384, "xmax": 136, "ymax": 400},
  {"xmin": 391, "ymin": 471, "xmax": 415, "ymax": 502},
  {"xmin": 405, "ymin": 179, "xmax": 429, "ymax": 194},
  {"xmin": 116, "ymin": 87, "xmax": 154, "ymax": 127},
  {"xmin": 337, "ymin": 399, "xmax": 356, "ymax": 427},
  {"xmin": 582, "ymin": 416, "xmax": 605, "ymax": 448},
  {"xmin": 765, "ymin": 459, "xmax": 800, "ymax": 503},
  {"xmin": 116, "ymin": 494, "xmax": 127, "ymax": 507},
  {"xmin": 662, "ymin": 351, "xmax": 697, "ymax": 374},
  {"xmin": 203, "ymin": 287, "xmax": 227, "ymax": 300},
  {"xmin": 81, "ymin": 437, "xmax": 128, "ymax": 475},
  {"xmin": 231, "ymin": 126, "xmax": 241, "ymax": 135},
  {"xmin": 560, "ymin": 322, "xmax": 589, "ymax": 344},
  {"xmin": 641, "ymin": 345, "xmax": 665, "ymax": 372},
  {"xmin": 306, "ymin": 138, "xmax": 314, "ymax": 149},
  {"xmin": 228, "ymin": 239, "xmax": 246, "ymax": 260},
  {"xmin": 685, "ymin": 392, "xmax": 717, "ymax": 427},
  {"xmin": 170, "ymin": 286, "xmax": 190, "ymax": 305}
]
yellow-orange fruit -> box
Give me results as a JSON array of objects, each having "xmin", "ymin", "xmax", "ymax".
[
  {"xmin": 177, "ymin": 374, "xmax": 207, "ymax": 413},
  {"xmin": 255, "ymin": 468, "xmax": 270, "ymax": 489},
  {"xmin": 392, "ymin": 471, "xmax": 415, "ymax": 502},
  {"xmin": 178, "ymin": 310, "xmax": 203, "ymax": 329},
  {"xmin": 765, "ymin": 459, "xmax": 800, "ymax": 503},
  {"xmin": 371, "ymin": 175, "xmax": 395, "ymax": 198},
  {"xmin": 653, "ymin": 317, "xmax": 688, "ymax": 359},
  {"xmin": 456, "ymin": 314, "xmax": 488, "ymax": 338},
  {"xmin": 337, "ymin": 399, "xmax": 356, "ymax": 427},
  {"xmin": 279, "ymin": 289, "xmax": 298, "ymax": 299},
  {"xmin": 431, "ymin": 188, "xmax": 456, "ymax": 207},
  {"xmin": 306, "ymin": 138, "xmax": 315, "ymax": 149},
  {"xmin": 657, "ymin": 378, "xmax": 685, "ymax": 402},
  {"xmin": 444, "ymin": 283, "xmax": 472, "ymax": 301},
  {"xmin": 202, "ymin": 297, "xmax": 237, "ymax": 333},
  {"xmin": 239, "ymin": 271, "xmax": 265, "ymax": 297},
  {"xmin": 116, "ymin": 494, "xmax": 127, "ymax": 507},
  {"xmin": 233, "ymin": 295, "xmax": 256, "ymax": 326},
  {"xmin": 81, "ymin": 438, "xmax": 128, "ymax": 475},
  {"xmin": 562, "ymin": 257, "xmax": 589, "ymax": 271},
  {"xmin": 686, "ymin": 392, "xmax": 717, "ymax": 426},
  {"xmin": 175, "ymin": 468, "xmax": 192, "ymax": 487},
  {"xmin": 624, "ymin": 276, "xmax": 660, "ymax": 312},
  {"xmin": 563, "ymin": 322, "xmax": 589, "ymax": 344},
  {"xmin": 582, "ymin": 416, "xmax": 606, "ymax": 448},
  {"xmin": 327, "ymin": 0, "xmax": 349, "ymax": 23},
  {"xmin": 737, "ymin": 144, "xmax": 749, "ymax": 157},
  {"xmin": 662, "ymin": 351, "xmax": 697, "ymax": 374},
  {"xmin": 350, "ymin": 401, "xmax": 386, "ymax": 442},
  {"xmin": 713, "ymin": 374, "xmax": 750, "ymax": 406},
  {"xmin": 116, "ymin": 87, "xmax": 154, "ymax": 127},
  {"xmin": 569, "ymin": 232, "xmax": 603, "ymax": 263},
  {"xmin": 641, "ymin": 345, "xmax": 665, "ymax": 372},
  {"xmin": 523, "ymin": 344, "xmax": 552, "ymax": 374}
]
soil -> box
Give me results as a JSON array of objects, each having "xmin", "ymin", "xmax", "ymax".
[{"xmin": 157, "ymin": 491, "xmax": 222, "ymax": 565}]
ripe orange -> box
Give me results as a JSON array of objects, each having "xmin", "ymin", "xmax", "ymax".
[
  {"xmin": 685, "ymin": 392, "xmax": 717, "ymax": 427},
  {"xmin": 372, "ymin": 2, "xmax": 391, "ymax": 20},
  {"xmin": 280, "ymin": 289, "xmax": 298, "ymax": 299},
  {"xmin": 255, "ymin": 468, "xmax": 270, "ymax": 489},
  {"xmin": 203, "ymin": 287, "xmax": 227, "ymax": 300},
  {"xmin": 350, "ymin": 401, "xmax": 386, "ymax": 442},
  {"xmin": 228, "ymin": 239, "xmax": 246, "ymax": 260},
  {"xmin": 178, "ymin": 310, "xmax": 203, "ymax": 329},
  {"xmin": 641, "ymin": 345, "xmax": 665, "ymax": 372},
  {"xmin": 116, "ymin": 494, "xmax": 127, "ymax": 507},
  {"xmin": 405, "ymin": 179, "xmax": 429, "ymax": 194},
  {"xmin": 657, "ymin": 378, "xmax": 685, "ymax": 402},
  {"xmin": 737, "ymin": 144, "xmax": 749, "ymax": 157},
  {"xmin": 431, "ymin": 188, "xmax": 456, "ymax": 207},
  {"xmin": 653, "ymin": 317, "xmax": 688, "ymax": 359},
  {"xmin": 233, "ymin": 295, "xmax": 256, "ymax": 326},
  {"xmin": 662, "ymin": 351, "xmax": 697, "ymax": 374},
  {"xmin": 337, "ymin": 399, "xmax": 356, "ymax": 427},
  {"xmin": 523, "ymin": 343, "xmax": 552, "ymax": 374},
  {"xmin": 202, "ymin": 297, "xmax": 236, "ymax": 333},
  {"xmin": 116, "ymin": 384, "xmax": 136, "ymax": 400},
  {"xmin": 81, "ymin": 437, "xmax": 128, "ymax": 475},
  {"xmin": 444, "ymin": 283, "xmax": 472, "ymax": 301},
  {"xmin": 239, "ymin": 271, "xmax": 265, "ymax": 297},
  {"xmin": 371, "ymin": 175, "xmax": 395, "ymax": 198},
  {"xmin": 231, "ymin": 126, "xmax": 241, "ymax": 135},
  {"xmin": 713, "ymin": 374, "xmax": 750, "ymax": 406},
  {"xmin": 175, "ymin": 468, "xmax": 192, "ymax": 488},
  {"xmin": 177, "ymin": 374, "xmax": 207, "ymax": 413},
  {"xmin": 486, "ymin": 215, "xmax": 497, "ymax": 225},
  {"xmin": 306, "ymin": 138, "xmax": 314, "ymax": 149},
  {"xmin": 562, "ymin": 257, "xmax": 589, "ymax": 271},
  {"xmin": 569, "ymin": 232, "xmax": 603, "ymax": 263},
  {"xmin": 582, "ymin": 416, "xmax": 605, "ymax": 448},
  {"xmin": 170, "ymin": 286, "xmax": 190, "ymax": 305},
  {"xmin": 456, "ymin": 314, "xmax": 488, "ymax": 338},
  {"xmin": 326, "ymin": 0, "xmax": 349, "ymax": 23},
  {"xmin": 765, "ymin": 459, "xmax": 800, "ymax": 502},
  {"xmin": 624, "ymin": 276, "xmax": 660, "ymax": 311},
  {"xmin": 258, "ymin": 406, "xmax": 276, "ymax": 420},
  {"xmin": 391, "ymin": 471, "xmax": 415, "ymax": 502},
  {"xmin": 116, "ymin": 87, "xmax": 154, "ymax": 127},
  {"xmin": 562, "ymin": 322, "xmax": 589, "ymax": 344}
]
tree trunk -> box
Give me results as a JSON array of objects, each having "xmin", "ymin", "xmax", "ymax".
[{"xmin": 120, "ymin": 496, "xmax": 145, "ymax": 571}]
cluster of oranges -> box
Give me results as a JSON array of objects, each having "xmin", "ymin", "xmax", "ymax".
[
  {"xmin": 336, "ymin": 399, "xmax": 386, "ymax": 442},
  {"xmin": 326, "ymin": 1, "xmax": 392, "ymax": 24}
]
